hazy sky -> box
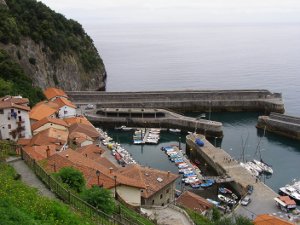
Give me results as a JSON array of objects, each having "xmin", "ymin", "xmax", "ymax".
[{"xmin": 39, "ymin": 0, "xmax": 300, "ymax": 24}]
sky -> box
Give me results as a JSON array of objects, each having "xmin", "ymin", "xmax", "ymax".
[{"xmin": 39, "ymin": 0, "xmax": 300, "ymax": 24}]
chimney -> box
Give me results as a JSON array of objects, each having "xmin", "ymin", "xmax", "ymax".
[
  {"xmin": 66, "ymin": 154, "xmax": 69, "ymax": 158},
  {"xmin": 167, "ymin": 171, "xmax": 170, "ymax": 177},
  {"xmin": 109, "ymin": 167, "xmax": 113, "ymax": 174},
  {"xmin": 46, "ymin": 146, "xmax": 50, "ymax": 158},
  {"xmin": 85, "ymin": 153, "xmax": 87, "ymax": 157}
]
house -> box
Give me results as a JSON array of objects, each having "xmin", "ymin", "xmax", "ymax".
[
  {"xmin": 118, "ymin": 164, "xmax": 179, "ymax": 206},
  {"xmin": 68, "ymin": 123, "xmax": 100, "ymax": 140},
  {"xmin": 64, "ymin": 116, "xmax": 93, "ymax": 127},
  {"xmin": 0, "ymin": 96, "xmax": 32, "ymax": 141},
  {"xmin": 29, "ymin": 128, "xmax": 68, "ymax": 147},
  {"xmin": 43, "ymin": 149, "xmax": 146, "ymax": 207},
  {"xmin": 69, "ymin": 132, "xmax": 93, "ymax": 147},
  {"xmin": 44, "ymin": 87, "xmax": 68, "ymax": 101},
  {"xmin": 53, "ymin": 97, "xmax": 76, "ymax": 118},
  {"xmin": 29, "ymin": 102, "xmax": 58, "ymax": 122},
  {"xmin": 254, "ymin": 214, "xmax": 296, "ymax": 225},
  {"xmin": 23, "ymin": 144, "xmax": 59, "ymax": 161},
  {"xmin": 31, "ymin": 117, "xmax": 69, "ymax": 135},
  {"xmin": 176, "ymin": 191, "xmax": 213, "ymax": 215}
]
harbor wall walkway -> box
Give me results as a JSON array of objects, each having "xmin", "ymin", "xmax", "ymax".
[
  {"xmin": 257, "ymin": 113, "xmax": 300, "ymax": 140},
  {"xmin": 67, "ymin": 89, "xmax": 285, "ymax": 114}
]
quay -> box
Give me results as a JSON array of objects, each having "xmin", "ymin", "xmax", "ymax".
[
  {"xmin": 257, "ymin": 113, "xmax": 300, "ymax": 140},
  {"xmin": 84, "ymin": 107, "xmax": 223, "ymax": 137},
  {"xmin": 185, "ymin": 134, "xmax": 279, "ymax": 218},
  {"xmin": 67, "ymin": 89, "xmax": 285, "ymax": 114}
]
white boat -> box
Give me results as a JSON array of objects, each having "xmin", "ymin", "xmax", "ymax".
[
  {"xmin": 169, "ymin": 128, "xmax": 181, "ymax": 133},
  {"xmin": 246, "ymin": 161, "xmax": 263, "ymax": 173},
  {"xmin": 121, "ymin": 126, "xmax": 132, "ymax": 131},
  {"xmin": 279, "ymin": 180, "xmax": 300, "ymax": 204},
  {"xmin": 240, "ymin": 162, "xmax": 259, "ymax": 177},
  {"xmin": 253, "ymin": 159, "xmax": 273, "ymax": 174},
  {"xmin": 218, "ymin": 194, "xmax": 236, "ymax": 205}
]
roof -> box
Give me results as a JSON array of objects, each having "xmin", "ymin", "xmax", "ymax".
[
  {"xmin": 69, "ymin": 123, "xmax": 99, "ymax": 139},
  {"xmin": 0, "ymin": 96, "xmax": 29, "ymax": 105},
  {"xmin": 77, "ymin": 144, "xmax": 104, "ymax": 161},
  {"xmin": 29, "ymin": 103, "xmax": 58, "ymax": 121},
  {"xmin": 17, "ymin": 138, "xmax": 31, "ymax": 146},
  {"xmin": 43, "ymin": 149, "xmax": 145, "ymax": 189},
  {"xmin": 0, "ymin": 97, "xmax": 30, "ymax": 111},
  {"xmin": 274, "ymin": 196, "xmax": 296, "ymax": 207},
  {"xmin": 254, "ymin": 214, "xmax": 295, "ymax": 225},
  {"xmin": 29, "ymin": 128, "xmax": 68, "ymax": 146},
  {"xmin": 118, "ymin": 164, "xmax": 179, "ymax": 199},
  {"xmin": 23, "ymin": 144, "xmax": 59, "ymax": 161},
  {"xmin": 31, "ymin": 117, "xmax": 69, "ymax": 131},
  {"xmin": 44, "ymin": 87, "xmax": 68, "ymax": 100},
  {"xmin": 64, "ymin": 116, "xmax": 93, "ymax": 127},
  {"xmin": 53, "ymin": 97, "xmax": 76, "ymax": 109},
  {"xmin": 69, "ymin": 132, "xmax": 93, "ymax": 144},
  {"xmin": 176, "ymin": 191, "xmax": 213, "ymax": 214}
]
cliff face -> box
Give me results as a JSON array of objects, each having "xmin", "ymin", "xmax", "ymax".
[
  {"xmin": 0, "ymin": 0, "xmax": 106, "ymax": 91},
  {"xmin": 1, "ymin": 39, "xmax": 106, "ymax": 91}
]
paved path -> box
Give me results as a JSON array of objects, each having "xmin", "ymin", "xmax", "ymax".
[
  {"xmin": 141, "ymin": 206, "xmax": 192, "ymax": 225},
  {"xmin": 7, "ymin": 157, "xmax": 56, "ymax": 199}
]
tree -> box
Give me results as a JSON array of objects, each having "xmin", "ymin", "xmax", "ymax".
[
  {"xmin": 235, "ymin": 215, "xmax": 254, "ymax": 225},
  {"xmin": 81, "ymin": 186, "xmax": 115, "ymax": 215},
  {"xmin": 211, "ymin": 207, "xmax": 221, "ymax": 222},
  {"xmin": 54, "ymin": 167, "xmax": 85, "ymax": 193}
]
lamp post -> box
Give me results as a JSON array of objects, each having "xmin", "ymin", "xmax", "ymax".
[
  {"xmin": 114, "ymin": 175, "xmax": 117, "ymax": 200},
  {"xmin": 96, "ymin": 170, "xmax": 100, "ymax": 187}
]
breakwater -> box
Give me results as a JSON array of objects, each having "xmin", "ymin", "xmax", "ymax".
[
  {"xmin": 85, "ymin": 108, "xmax": 223, "ymax": 137},
  {"xmin": 257, "ymin": 113, "xmax": 300, "ymax": 140},
  {"xmin": 67, "ymin": 89, "xmax": 285, "ymax": 114}
]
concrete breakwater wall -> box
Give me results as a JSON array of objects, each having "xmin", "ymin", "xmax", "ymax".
[
  {"xmin": 67, "ymin": 89, "xmax": 285, "ymax": 114},
  {"xmin": 85, "ymin": 108, "xmax": 223, "ymax": 137},
  {"xmin": 257, "ymin": 113, "xmax": 300, "ymax": 140}
]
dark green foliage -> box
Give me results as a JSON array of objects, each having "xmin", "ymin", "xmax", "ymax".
[
  {"xmin": 54, "ymin": 167, "xmax": 85, "ymax": 193},
  {"xmin": 1, "ymin": 0, "xmax": 102, "ymax": 72},
  {"xmin": 0, "ymin": 163, "xmax": 96, "ymax": 225},
  {"xmin": 81, "ymin": 186, "xmax": 115, "ymax": 215},
  {"xmin": 235, "ymin": 215, "xmax": 254, "ymax": 225},
  {"xmin": 211, "ymin": 207, "xmax": 221, "ymax": 222},
  {"xmin": 0, "ymin": 49, "xmax": 44, "ymax": 105}
]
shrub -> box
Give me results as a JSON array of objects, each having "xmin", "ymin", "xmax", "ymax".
[{"xmin": 54, "ymin": 167, "xmax": 85, "ymax": 193}]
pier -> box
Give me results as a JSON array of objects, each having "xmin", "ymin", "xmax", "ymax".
[
  {"xmin": 257, "ymin": 113, "xmax": 300, "ymax": 140},
  {"xmin": 84, "ymin": 107, "xmax": 223, "ymax": 137},
  {"xmin": 186, "ymin": 134, "xmax": 279, "ymax": 218},
  {"xmin": 67, "ymin": 89, "xmax": 285, "ymax": 114}
]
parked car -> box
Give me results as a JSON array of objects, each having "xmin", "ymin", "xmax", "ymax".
[
  {"xmin": 241, "ymin": 196, "xmax": 251, "ymax": 206},
  {"xmin": 247, "ymin": 185, "xmax": 254, "ymax": 195},
  {"xmin": 85, "ymin": 104, "xmax": 94, "ymax": 109}
]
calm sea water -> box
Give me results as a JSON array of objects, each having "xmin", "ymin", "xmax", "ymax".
[{"xmin": 90, "ymin": 23, "xmax": 300, "ymax": 192}]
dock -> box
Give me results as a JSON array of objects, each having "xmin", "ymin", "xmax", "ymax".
[{"xmin": 186, "ymin": 134, "xmax": 279, "ymax": 218}]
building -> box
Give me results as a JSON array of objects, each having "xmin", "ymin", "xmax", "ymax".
[
  {"xmin": 53, "ymin": 97, "xmax": 77, "ymax": 118},
  {"xmin": 69, "ymin": 132, "xmax": 93, "ymax": 147},
  {"xmin": 254, "ymin": 214, "xmax": 296, "ymax": 225},
  {"xmin": 64, "ymin": 116, "xmax": 93, "ymax": 127},
  {"xmin": 23, "ymin": 144, "xmax": 59, "ymax": 161},
  {"xmin": 44, "ymin": 87, "xmax": 68, "ymax": 101},
  {"xmin": 118, "ymin": 164, "xmax": 179, "ymax": 206},
  {"xmin": 31, "ymin": 117, "xmax": 69, "ymax": 135},
  {"xmin": 29, "ymin": 102, "xmax": 58, "ymax": 122},
  {"xmin": 68, "ymin": 123, "xmax": 100, "ymax": 140},
  {"xmin": 176, "ymin": 191, "xmax": 213, "ymax": 215},
  {"xmin": 0, "ymin": 96, "xmax": 31, "ymax": 141}
]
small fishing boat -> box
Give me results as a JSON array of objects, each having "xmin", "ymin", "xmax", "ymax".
[
  {"xmin": 169, "ymin": 128, "xmax": 181, "ymax": 133},
  {"xmin": 121, "ymin": 126, "xmax": 132, "ymax": 131},
  {"xmin": 206, "ymin": 198, "xmax": 220, "ymax": 206},
  {"xmin": 246, "ymin": 161, "xmax": 263, "ymax": 173},
  {"xmin": 200, "ymin": 182, "xmax": 214, "ymax": 188},
  {"xmin": 218, "ymin": 194, "xmax": 236, "ymax": 205},
  {"xmin": 190, "ymin": 181, "xmax": 202, "ymax": 189},
  {"xmin": 253, "ymin": 159, "xmax": 273, "ymax": 174}
]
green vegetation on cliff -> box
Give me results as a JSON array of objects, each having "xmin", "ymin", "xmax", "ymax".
[
  {"xmin": 0, "ymin": 49, "xmax": 44, "ymax": 105},
  {"xmin": 0, "ymin": 0, "xmax": 102, "ymax": 72}
]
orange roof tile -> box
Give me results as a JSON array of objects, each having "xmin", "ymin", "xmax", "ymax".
[
  {"xmin": 0, "ymin": 96, "xmax": 29, "ymax": 105},
  {"xmin": 30, "ymin": 129, "xmax": 67, "ymax": 146},
  {"xmin": 64, "ymin": 116, "xmax": 93, "ymax": 127},
  {"xmin": 176, "ymin": 191, "xmax": 213, "ymax": 214},
  {"xmin": 118, "ymin": 164, "xmax": 179, "ymax": 199},
  {"xmin": 30, "ymin": 103, "xmax": 58, "ymax": 121},
  {"xmin": 44, "ymin": 87, "xmax": 68, "ymax": 100},
  {"xmin": 53, "ymin": 97, "xmax": 76, "ymax": 109},
  {"xmin": 31, "ymin": 117, "xmax": 69, "ymax": 131},
  {"xmin": 69, "ymin": 132, "xmax": 93, "ymax": 145},
  {"xmin": 254, "ymin": 214, "xmax": 295, "ymax": 225},
  {"xmin": 23, "ymin": 144, "xmax": 59, "ymax": 161},
  {"xmin": 278, "ymin": 196, "xmax": 296, "ymax": 206},
  {"xmin": 0, "ymin": 99, "xmax": 30, "ymax": 111},
  {"xmin": 69, "ymin": 123, "xmax": 99, "ymax": 139},
  {"xmin": 40, "ymin": 127, "xmax": 69, "ymax": 142},
  {"xmin": 17, "ymin": 138, "xmax": 31, "ymax": 146},
  {"xmin": 77, "ymin": 144, "xmax": 103, "ymax": 159},
  {"xmin": 43, "ymin": 149, "xmax": 145, "ymax": 189}
]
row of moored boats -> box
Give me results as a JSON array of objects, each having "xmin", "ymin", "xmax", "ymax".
[{"xmin": 240, "ymin": 159, "xmax": 273, "ymax": 177}]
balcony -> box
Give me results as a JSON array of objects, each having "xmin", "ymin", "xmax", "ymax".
[{"xmin": 16, "ymin": 120, "xmax": 25, "ymax": 125}]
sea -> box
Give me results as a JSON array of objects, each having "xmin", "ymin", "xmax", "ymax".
[{"xmin": 40, "ymin": 0, "xmax": 300, "ymax": 193}]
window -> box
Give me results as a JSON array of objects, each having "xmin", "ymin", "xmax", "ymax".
[
  {"xmin": 11, "ymin": 109, "xmax": 14, "ymax": 113},
  {"xmin": 0, "ymin": 109, "xmax": 3, "ymax": 114},
  {"xmin": 8, "ymin": 124, "xmax": 11, "ymax": 129},
  {"xmin": 160, "ymin": 194, "xmax": 163, "ymax": 199},
  {"xmin": 166, "ymin": 189, "xmax": 170, "ymax": 194},
  {"xmin": 152, "ymin": 200, "xmax": 154, "ymax": 205},
  {"xmin": 18, "ymin": 110, "xmax": 21, "ymax": 114}
]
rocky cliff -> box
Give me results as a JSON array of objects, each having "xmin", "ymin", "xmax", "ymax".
[{"xmin": 0, "ymin": 0, "xmax": 106, "ymax": 91}]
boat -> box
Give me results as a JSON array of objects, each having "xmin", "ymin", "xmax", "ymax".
[
  {"xmin": 279, "ymin": 180, "xmax": 300, "ymax": 204},
  {"xmin": 240, "ymin": 162, "xmax": 259, "ymax": 177},
  {"xmin": 200, "ymin": 182, "xmax": 214, "ymax": 188},
  {"xmin": 219, "ymin": 187, "xmax": 232, "ymax": 194},
  {"xmin": 206, "ymin": 198, "xmax": 220, "ymax": 206},
  {"xmin": 218, "ymin": 194, "xmax": 236, "ymax": 205},
  {"xmin": 231, "ymin": 193, "xmax": 238, "ymax": 200},
  {"xmin": 274, "ymin": 195, "xmax": 297, "ymax": 212},
  {"xmin": 190, "ymin": 181, "xmax": 202, "ymax": 189},
  {"xmin": 169, "ymin": 128, "xmax": 181, "ymax": 133},
  {"xmin": 253, "ymin": 159, "xmax": 273, "ymax": 174},
  {"xmin": 246, "ymin": 161, "xmax": 263, "ymax": 173}
]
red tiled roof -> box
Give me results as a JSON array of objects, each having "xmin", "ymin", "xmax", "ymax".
[
  {"xmin": 31, "ymin": 117, "xmax": 69, "ymax": 131},
  {"xmin": 30, "ymin": 128, "xmax": 68, "ymax": 146},
  {"xmin": 44, "ymin": 87, "xmax": 68, "ymax": 100},
  {"xmin": 69, "ymin": 123, "xmax": 99, "ymax": 139},
  {"xmin": 23, "ymin": 144, "xmax": 59, "ymax": 161},
  {"xmin": 64, "ymin": 116, "xmax": 93, "ymax": 127},
  {"xmin": 118, "ymin": 164, "xmax": 179, "ymax": 199},
  {"xmin": 254, "ymin": 214, "xmax": 295, "ymax": 225},
  {"xmin": 53, "ymin": 97, "xmax": 76, "ymax": 109},
  {"xmin": 277, "ymin": 196, "xmax": 296, "ymax": 206},
  {"xmin": 176, "ymin": 191, "xmax": 213, "ymax": 214},
  {"xmin": 77, "ymin": 144, "xmax": 103, "ymax": 160},
  {"xmin": 29, "ymin": 103, "xmax": 58, "ymax": 121},
  {"xmin": 0, "ymin": 101, "xmax": 30, "ymax": 111},
  {"xmin": 0, "ymin": 96, "xmax": 29, "ymax": 105},
  {"xmin": 69, "ymin": 132, "xmax": 93, "ymax": 145},
  {"xmin": 43, "ymin": 149, "xmax": 145, "ymax": 189},
  {"xmin": 17, "ymin": 138, "xmax": 31, "ymax": 146}
]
